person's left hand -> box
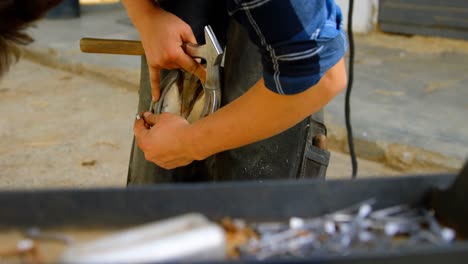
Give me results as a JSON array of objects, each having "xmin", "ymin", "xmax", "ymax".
[{"xmin": 134, "ymin": 112, "xmax": 194, "ymax": 169}]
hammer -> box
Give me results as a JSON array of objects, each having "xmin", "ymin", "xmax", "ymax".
[{"xmin": 80, "ymin": 25, "xmax": 223, "ymax": 119}]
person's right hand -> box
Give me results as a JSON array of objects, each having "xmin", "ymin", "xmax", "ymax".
[{"xmin": 130, "ymin": 5, "xmax": 206, "ymax": 101}]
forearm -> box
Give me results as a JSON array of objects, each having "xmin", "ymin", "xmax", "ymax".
[{"xmin": 189, "ymin": 58, "xmax": 347, "ymax": 160}]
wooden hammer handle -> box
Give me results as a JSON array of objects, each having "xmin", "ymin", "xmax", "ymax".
[{"xmin": 80, "ymin": 38, "xmax": 145, "ymax": 55}]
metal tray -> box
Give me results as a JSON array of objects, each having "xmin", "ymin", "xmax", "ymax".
[{"xmin": 0, "ymin": 174, "xmax": 467, "ymax": 263}]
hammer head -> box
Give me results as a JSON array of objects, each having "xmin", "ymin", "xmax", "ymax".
[{"xmin": 183, "ymin": 25, "xmax": 223, "ymax": 91}]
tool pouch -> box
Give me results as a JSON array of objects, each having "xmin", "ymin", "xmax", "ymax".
[{"xmin": 299, "ymin": 113, "xmax": 330, "ymax": 179}]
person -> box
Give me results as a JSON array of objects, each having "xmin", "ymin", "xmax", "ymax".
[
  {"xmin": 0, "ymin": 0, "xmax": 62, "ymax": 78},
  {"xmin": 123, "ymin": 0, "xmax": 348, "ymax": 183}
]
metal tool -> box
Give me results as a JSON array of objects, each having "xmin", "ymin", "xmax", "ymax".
[
  {"xmin": 149, "ymin": 69, "xmax": 206, "ymax": 123},
  {"xmin": 152, "ymin": 25, "xmax": 223, "ymax": 123},
  {"xmin": 240, "ymin": 198, "xmax": 459, "ymax": 260}
]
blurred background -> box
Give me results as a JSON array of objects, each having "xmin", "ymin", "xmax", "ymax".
[{"xmin": 0, "ymin": 0, "xmax": 466, "ymax": 189}]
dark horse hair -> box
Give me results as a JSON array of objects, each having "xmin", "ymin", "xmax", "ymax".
[{"xmin": 0, "ymin": 0, "xmax": 62, "ymax": 78}]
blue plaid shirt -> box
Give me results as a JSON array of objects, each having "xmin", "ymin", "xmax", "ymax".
[{"xmin": 227, "ymin": 0, "xmax": 347, "ymax": 94}]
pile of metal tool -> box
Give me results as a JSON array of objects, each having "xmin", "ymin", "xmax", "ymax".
[
  {"xmin": 237, "ymin": 199, "xmax": 456, "ymax": 260},
  {"xmin": 1, "ymin": 200, "xmax": 458, "ymax": 263}
]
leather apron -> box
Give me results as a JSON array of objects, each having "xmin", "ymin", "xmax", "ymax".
[{"xmin": 127, "ymin": 0, "xmax": 330, "ymax": 184}]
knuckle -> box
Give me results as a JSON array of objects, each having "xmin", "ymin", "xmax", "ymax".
[
  {"xmin": 148, "ymin": 60, "xmax": 159, "ymax": 68},
  {"xmin": 182, "ymin": 23, "xmax": 191, "ymax": 31},
  {"xmin": 182, "ymin": 24, "xmax": 194, "ymax": 37},
  {"xmin": 149, "ymin": 73, "xmax": 159, "ymax": 82},
  {"xmin": 164, "ymin": 51, "xmax": 179, "ymax": 62},
  {"xmin": 188, "ymin": 63, "xmax": 198, "ymax": 74}
]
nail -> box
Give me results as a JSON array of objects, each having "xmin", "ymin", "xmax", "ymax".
[
  {"xmin": 384, "ymin": 219, "xmax": 420, "ymax": 237},
  {"xmin": 440, "ymin": 228, "xmax": 456, "ymax": 242},
  {"xmin": 357, "ymin": 204, "xmax": 372, "ymax": 218},
  {"xmin": 384, "ymin": 222, "xmax": 400, "ymax": 236},
  {"xmin": 424, "ymin": 211, "xmax": 456, "ymax": 243},
  {"xmin": 255, "ymin": 222, "xmax": 287, "ymax": 233},
  {"xmin": 289, "ymin": 217, "xmax": 305, "ymax": 229},
  {"xmin": 328, "ymin": 213, "xmax": 354, "ymax": 223},
  {"xmin": 370, "ymin": 205, "xmax": 410, "ymax": 219},
  {"xmin": 358, "ymin": 231, "xmax": 374, "ymax": 243},
  {"xmin": 331, "ymin": 198, "xmax": 377, "ymax": 215},
  {"xmin": 324, "ymin": 220, "xmax": 336, "ymax": 235},
  {"xmin": 410, "ymin": 230, "xmax": 444, "ymax": 246}
]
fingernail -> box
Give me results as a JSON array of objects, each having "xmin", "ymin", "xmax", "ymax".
[{"xmin": 152, "ymin": 96, "xmax": 156, "ymax": 102}]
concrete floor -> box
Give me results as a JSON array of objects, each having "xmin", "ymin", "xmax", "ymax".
[
  {"xmin": 0, "ymin": 60, "xmax": 136, "ymax": 189},
  {"xmin": 0, "ymin": 59, "xmax": 403, "ymax": 189},
  {"xmin": 0, "ymin": 3, "xmax": 465, "ymax": 189},
  {"xmin": 326, "ymin": 33, "xmax": 468, "ymax": 163}
]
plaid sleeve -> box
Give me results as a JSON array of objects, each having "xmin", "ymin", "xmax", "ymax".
[{"xmin": 226, "ymin": 0, "xmax": 348, "ymax": 95}]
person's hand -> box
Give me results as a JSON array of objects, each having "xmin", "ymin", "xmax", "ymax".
[
  {"xmin": 134, "ymin": 112, "xmax": 195, "ymax": 169},
  {"xmin": 131, "ymin": 5, "xmax": 206, "ymax": 101}
]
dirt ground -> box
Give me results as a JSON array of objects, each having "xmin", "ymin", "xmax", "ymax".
[
  {"xmin": 0, "ymin": 59, "xmax": 136, "ymax": 189},
  {"xmin": 0, "ymin": 59, "xmax": 411, "ymax": 189}
]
